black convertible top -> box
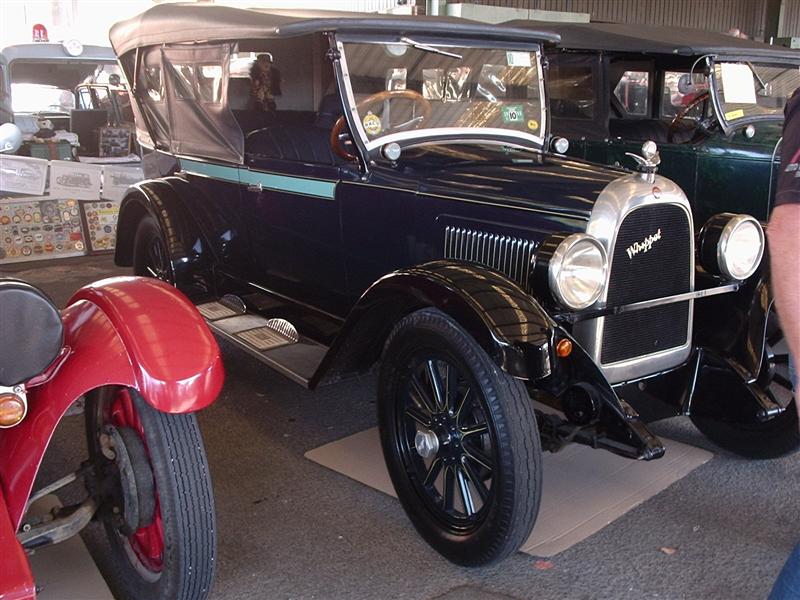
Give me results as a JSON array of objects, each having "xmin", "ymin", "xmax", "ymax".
[
  {"xmin": 506, "ymin": 20, "xmax": 800, "ymax": 62},
  {"xmin": 110, "ymin": 4, "xmax": 559, "ymax": 56}
]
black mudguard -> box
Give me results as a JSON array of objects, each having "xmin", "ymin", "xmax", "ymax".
[
  {"xmin": 312, "ymin": 260, "xmax": 553, "ymax": 386},
  {"xmin": 115, "ymin": 178, "xmax": 216, "ymax": 293}
]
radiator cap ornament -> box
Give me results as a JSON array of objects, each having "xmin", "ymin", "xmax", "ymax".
[{"xmin": 625, "ymin": 140, "xmax": 660, "ymax": 180}]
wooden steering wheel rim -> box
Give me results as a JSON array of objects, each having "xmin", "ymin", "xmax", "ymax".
[
  {"xmin": 667, "ymin": 91, "xmax": 709, "ymax": 143},
  {"xmin": 329, "ymin": 89, "xmax": 432, "ymax": 162}
]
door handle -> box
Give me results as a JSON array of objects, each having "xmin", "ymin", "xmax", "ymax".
[{"xmin": 247, "ymin": 183, "xmax": 263, "ymax": 193}]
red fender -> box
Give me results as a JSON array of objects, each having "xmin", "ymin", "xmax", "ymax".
[
  {"xmin": 0, "ymin": 276, "xmax": 224, "ymax": 530},
  {"xmin": 0, "ymin": 487, "xmax": 34, "ymax": 600}
]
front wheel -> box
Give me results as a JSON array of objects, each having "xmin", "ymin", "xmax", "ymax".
[
  {"xmin": 378, "ymin": 308, "xmax": 542, "ymax": 566},
  {"xmin": 86, "ymin": 387, "xmax": 216, "ymax": 600}
]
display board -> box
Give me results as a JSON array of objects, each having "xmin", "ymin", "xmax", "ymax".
[
  {"xmin": 0, "ymin": 196, "xmax": 86, "ymax": 263},
  {"xmin": 81, "ymin": 200, "xmax": 120, "ymax": 253},
  {"xmin": 0, "ymin": 158, "xmax": 143, "ymax": 264}
]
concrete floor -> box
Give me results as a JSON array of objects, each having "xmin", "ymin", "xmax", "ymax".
[{"xmin": 4, "ymin": 255, "xmax": 798, "ymax": 600}]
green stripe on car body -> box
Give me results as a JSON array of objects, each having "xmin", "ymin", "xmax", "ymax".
[{"xmin": 179, "ymin": 158, "xmax": 336, "ymax": 199}]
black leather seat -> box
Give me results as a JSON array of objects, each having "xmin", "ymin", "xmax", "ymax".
[
  {"xmin": 245, "ymin": 94, "xmax": 344, "ymax": 165},
  {"xmin": 229, "ymin": 77, "xmax": 277, "ymax": 136},
  {"xmin": 0, "ymin": 280, "xmax": 63, "ymax": 386}
]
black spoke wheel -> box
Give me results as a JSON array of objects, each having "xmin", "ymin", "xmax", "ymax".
[
  {"xmin": 86, "ymin": 386, "xmax": 216, "ymax": 600},
  {"xmin": 691, "ymin": 309, "xmax": 798, "ymax": 459},
  {"xmin": 133, "ymin": 215, "xmax": 174, "ymax": 284},
  {"xmin": 378, "ymin": 308, "xmax": 542, "ymax": 566}
]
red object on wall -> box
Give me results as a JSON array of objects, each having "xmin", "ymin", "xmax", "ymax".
[{"xmin": 31, "ymin": 23, "xmax": 48, "ymax": 43}]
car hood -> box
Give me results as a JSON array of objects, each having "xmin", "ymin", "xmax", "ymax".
[{"xmin": 397, "ymin": 147, "xmax": 622, "ymax": 221}]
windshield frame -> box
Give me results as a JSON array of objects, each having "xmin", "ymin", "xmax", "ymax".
[
  {"xmin": 334, "ymin": 34, "xmax": 547, "ymax": 160},
  {"xmin": 709, "ymin": 55, "xmax": 800, "ymax": 134}
]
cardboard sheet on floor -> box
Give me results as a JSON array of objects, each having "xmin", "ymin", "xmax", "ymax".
[
  {"xmin": 27, "ymin": 495, "xmax": 113, "ymax": 600},
  {"xmin": 305, "ymin": 427, "xmax": 712, "ymax": 557}
]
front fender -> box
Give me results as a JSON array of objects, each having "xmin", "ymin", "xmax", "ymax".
[
  {"xmin": 0, "ymin": 277, "xmax": 224, "ymax": 530},
  {"xmin": 115, "ymin": 178, "xmax": 215, "ymax": 292},
  {"xmin": 693, "ymin": 269, "xmax": 771, "ymax": 379},
  {"xmin": 313, "ymin": 260, "xmax": 553, "ymax": 386},
  {"xmin": 67, "ymin": 276, "xmax": 224, "ymax": 411}
]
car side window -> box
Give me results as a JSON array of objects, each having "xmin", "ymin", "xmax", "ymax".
[
  {"xmin": 235, "ymin": 34, "xmax": 343, "ymax": 166},
  {"xmin": 613, "ymin": 71, "xmax": 649, "ymax": 116},
  {"xmin": 661, "ymin": 71, "xmax": 707, "ymax": 119},
  {"xmin": 549, "ymin": 63, "xmax": 595, "ymax": 119}
]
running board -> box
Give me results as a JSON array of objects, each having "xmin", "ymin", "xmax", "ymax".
[{"xmin": 198, "ymin": 300, "xmax": 326, "ymax": 387}]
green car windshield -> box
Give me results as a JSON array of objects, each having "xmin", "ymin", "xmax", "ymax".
[
  {"xmin": 340, "ymin": 40, "xmax": 545, "ymax": 151},
  {"xmin": 713, "ymin": 61, "xmax": 800, "ymax": 123}
]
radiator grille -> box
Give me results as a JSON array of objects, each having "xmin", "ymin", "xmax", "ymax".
[
  {"xmin": 600, "ymin": 204, "xmax": 692, "ymax": 365},
  {"xmin": 444, "ymin": 226, "xmax": 537, "ymax": 289}
]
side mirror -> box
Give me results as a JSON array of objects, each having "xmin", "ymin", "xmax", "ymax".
[{"xmin": 0, "ymin": 123, "xmax": 23, "ymax": 154}]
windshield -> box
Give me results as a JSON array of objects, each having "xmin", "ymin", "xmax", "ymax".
[
  {"xmin": 713, "ymin": 62, "xmax": 800, "ymax": 123},
  {"xmin": 340, "ymin": 40, "xmax": 545, "ymax": 150},
  {"xmin": 11, "ymin": 83, "xmax": 75, "ymax": 114}
]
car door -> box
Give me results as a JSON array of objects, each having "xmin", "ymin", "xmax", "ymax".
[{"xmin": 236, "ymin": 35, "xmax": 349, "ymax": 317}]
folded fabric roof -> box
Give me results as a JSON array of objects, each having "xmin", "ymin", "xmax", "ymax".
[{"xmin": 110, "ymin": 4, "xmax": 560, "ymax": 56}]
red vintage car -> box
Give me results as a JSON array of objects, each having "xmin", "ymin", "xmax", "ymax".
[{"xmin": 0, "ymin": 275, "xmax": 224, "ymax": 600}]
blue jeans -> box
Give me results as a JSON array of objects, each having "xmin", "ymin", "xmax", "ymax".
[
  {"xmin": 769, "ymin": 357, "xmax": 798, "ymax": 600},
  {"xmin": 770, "ymin": 543, "xmax": 800, "ymax": 600}
]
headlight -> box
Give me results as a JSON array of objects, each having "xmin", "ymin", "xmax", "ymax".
[
  {"xmin": 700, "ymin": 213, "xmax": 764, "ymax": 280},
  {"xmin": 548, "ymin": 233, "xmax": 608, "ymax": 310}
]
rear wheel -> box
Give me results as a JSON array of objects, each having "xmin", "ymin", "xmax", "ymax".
[
  {"xmin": 691, "ymin": 312, "xmax": 798, "ymax": 459},
  {"xmin": 378, "ymin": 308, "xmax": 542, "ymax": 566},
  {"xmin": 133, "ymin": 215, "xmax": 174, "ymax": 284},
  {"xmin": 86, "ymin": 386, "xmax": 216, "ymax": 600}
]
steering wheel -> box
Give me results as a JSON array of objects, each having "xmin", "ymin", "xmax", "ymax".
[
  {"xmin": 667, "ymin": 91, "xmax": 709, "ymax": 144},
  {"xmin": 330, "ymin": 89, "xmax": 432, "ymax": 161}
]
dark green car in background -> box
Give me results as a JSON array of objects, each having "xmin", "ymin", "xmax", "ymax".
[{"xmin": 510, "ymin": 20, "xmax": 800, "ymax": 223}]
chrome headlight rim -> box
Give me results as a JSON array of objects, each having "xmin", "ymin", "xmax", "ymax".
[
  {"xmin": 548, "ymin": 232, "xmax": 608, "ymax": 310},
  {"xmin": 716, "ymin": 214, "xmax": 765, "ymax": 281}
]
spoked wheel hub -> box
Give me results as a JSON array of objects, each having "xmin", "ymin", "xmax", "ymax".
[
  {"xmin": 399, "ymin": 355, "xmax": 496, "ymax": 531},
  {"xmin": 101, "ymin": 424, "xmax": 155, "ymax": 534},
  {"xmin": 759, "ymin": 315, "xmax": 794, "ymax": 407},
  {"xmin": 103, "ymin": 389, "xmax": 165, "ymax": 579}
]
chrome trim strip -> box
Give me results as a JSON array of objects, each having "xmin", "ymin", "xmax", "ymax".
[
  {"xmin": 571, "ymin": 282, "xmax": 739, "ymax": 322},
  {"xmin": 574, "ymin": 173, "xmax": 695, "ymax": 384},
  {"xmin": 364, "ymin": 127, "xmax": 545, "ymax": 152}
]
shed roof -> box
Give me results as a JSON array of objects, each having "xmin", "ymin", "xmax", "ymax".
[{"xmin": 506, "ymin": 20, "xmax": 800, "ymax": 62}]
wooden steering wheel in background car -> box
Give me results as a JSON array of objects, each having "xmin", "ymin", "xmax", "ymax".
[
  {"xmin": 667, "ymin": 91, "xmax": 709, "ymax": 143},
  {"xmin": 330, "ymin": 89, "xmax": 433, "ymax": 161}
]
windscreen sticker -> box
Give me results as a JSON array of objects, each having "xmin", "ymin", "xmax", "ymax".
[
  {"xmin": 506, "ymin": 51, "xmax": 532, "ymax": 68},
  {"xmin": 501, "ymin": 104, "xmax": 525, "ymax": 124},
  {"xmin": 527, "ymin": 118, "xmax": 539, "ymax": 131},
  {"xmin": 423, "ymin": 68, "xmax": 444, "ymax": 100},
  {"xmin": 725, "ymin": 108, "xmax": 745, "ymax": 120},
  {"xmin": 720, "ymin": 63, "xmax": 757, "ymax": 104},
  {"xmin": 362, "ymin": 112, "xmax": 382, "ymax": 136}
]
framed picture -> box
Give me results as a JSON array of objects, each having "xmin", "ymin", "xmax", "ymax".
[{"xmin": 99, "ymin": 126, "xmax": 132, "ymax": 158}]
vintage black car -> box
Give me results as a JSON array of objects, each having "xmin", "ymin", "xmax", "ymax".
[
  {"xmin": 110, "ymin": 5, "xmax": 792, "ymax": 566},
  {"xmin": 508, "ymin": 21, "xmax": 800, "ymax": 223}
]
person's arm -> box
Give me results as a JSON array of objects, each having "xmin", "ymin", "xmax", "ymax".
[{"xmin": 768, "ymin": 202, "xmax": 800, "ymax": 413}]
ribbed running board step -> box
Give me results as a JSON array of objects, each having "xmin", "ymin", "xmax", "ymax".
[{"xmin": 198, "ymin": 300, "xmax": 326, "ymax": 387}]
